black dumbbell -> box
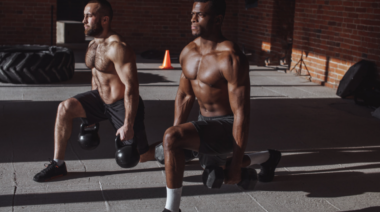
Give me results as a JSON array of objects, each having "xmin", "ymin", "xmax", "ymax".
[
  {"xmin": 155, "ymin": 143, "xmax": 198, "ymax": 165},
  {"xmin": 78, "ymin": 122, "xmax": 100, "ymax": 150},
  {"xmin": 115, "ymin": 135, "xmax": 140, "ymax": 168},
  {"xmin": 202, "ymin": 165, "xmax": 258, "ymax": 190}
]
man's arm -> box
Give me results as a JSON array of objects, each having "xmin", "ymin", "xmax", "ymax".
[
  {"xmin": 223, "ymin": 50, "xmax": 251, "ymax": 184},
  {"xmin": 174, "ymin": 48, "xmax": 196, "ymax": 126},
  {"xmin": 109, "ymin": 41, "xmax": 139, "ymax": 141},
  {"xmin": 174, "ymin": 73, "xmax": 195, "ymax": 126}
]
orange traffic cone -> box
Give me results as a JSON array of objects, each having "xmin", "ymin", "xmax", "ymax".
[{"xmin": 159, "ymin": 50, "xmax": 174, "ymax": 69}]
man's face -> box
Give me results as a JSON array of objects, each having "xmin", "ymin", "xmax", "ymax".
[
  {"xmin": 191, "ymin": 2, "xmax": 215, "ymax": 37},
  {"xmin": 83, "ymin": 3, "xmax": 103, "ymax": 37}
]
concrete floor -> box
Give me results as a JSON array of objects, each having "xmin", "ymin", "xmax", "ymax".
[{"xmin": 0, "ymin": 50, "xmax": 379, "ymax": 212}]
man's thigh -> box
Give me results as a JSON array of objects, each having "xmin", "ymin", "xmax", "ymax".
[
  {"xmin": 190, "ymin": 115, "xmax": 235, "ymax": 168},
  {"xmin": 72, "ymin": 90, "xmax": 109, "ymax": 125},
  {"xmin": 191, "ymin": 117, "xmax": 234, "ymax": 155},
  {"xmin": 168, "ymin": 122, "xmax": 201, "ymax": 152}
]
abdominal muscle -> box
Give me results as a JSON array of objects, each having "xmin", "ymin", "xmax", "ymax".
[
  {"xmin": 92, "ymin": 68, "xmax": 125, "ymax": 104},
  {"xmin": 196, "ymin": 89, "xmax": 233, "ymax": 117}
]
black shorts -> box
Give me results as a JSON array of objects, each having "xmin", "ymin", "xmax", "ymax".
[
  {"xmin": 191, "ymin": 113, "xmax": 235, "ymax": 168},
  {"xmin": 73, "ymin": 90, "xmax": 149, "ymax": 155}
]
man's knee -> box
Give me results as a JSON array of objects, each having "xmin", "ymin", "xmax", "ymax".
[
  {"xmin": 58, "ymin": 98, "xmax": 81, "ymax": 118},
  {"xmin": 163, "ymin": 127, "xmax": 183, "ymax": 151}
]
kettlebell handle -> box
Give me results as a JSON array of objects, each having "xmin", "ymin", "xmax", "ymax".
[
  {"xmin": 115, "ymin": 134, "xmax": 121, "ymax": 142},
  {"xmin": 80, "ymin": 122, "xmax": 99, "ymax": 132}
]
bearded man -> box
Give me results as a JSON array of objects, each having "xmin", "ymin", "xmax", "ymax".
[{"xmin": 33, "ymin": 0, "xmax": 153, "ymax": 182}]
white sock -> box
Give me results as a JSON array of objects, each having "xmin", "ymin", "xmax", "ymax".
[
  {"xmin": 247, "ymin": 151, "xmax": 270, "ymax": 166},
  {"xmin": 165, "ymin": 186, "xmax": 182, "ymax": 212},
  {"xmin": 53, "ymin": 159, "xmax": 64, "ymax": 166}
]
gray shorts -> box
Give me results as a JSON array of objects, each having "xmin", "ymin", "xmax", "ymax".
[{"xmin": 191, "ymin": 113, "xmax": 235, "ymax": 168}]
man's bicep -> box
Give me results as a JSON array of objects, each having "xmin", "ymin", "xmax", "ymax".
[
  {"xmin": 110, "ymin": 44, "xmax": 138, "ymax": 85},
  {"xmin": 118, "ymin": 62, "xmax": 138, "ymax": 88},
  {"xmin": 225, "ymin": 57, "xmax": 250, "ymax": 112},
  {"xmin": 178, "ymin": 73, "xmax": 194, "ymax": 96}
]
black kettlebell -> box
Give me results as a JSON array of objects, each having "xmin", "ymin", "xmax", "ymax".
[
  {"xmin": 78, "ymin": 122, "xmax": 100, "ymax": 150},
  {"xmin": 115, "ymin": 135, "xmax": 140, "ymax": 168}
]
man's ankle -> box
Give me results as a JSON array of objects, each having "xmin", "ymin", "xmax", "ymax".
[{"xmin": 53, "ymin": 159, "xmax": 64, "ymax": 166}]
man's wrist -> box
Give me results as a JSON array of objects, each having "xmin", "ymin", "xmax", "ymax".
[{"xmin": 123, "ymin": 123, "xmax": 133, "ymax": 128}]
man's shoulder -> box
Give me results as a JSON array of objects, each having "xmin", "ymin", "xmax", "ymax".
[
  {"xmin": 107, "ymin": 34, "xmax": 134, "ymax": 53},
  {"xmin": 105, "ymin": 34, "xmax": 135, "ymax": 61},
  {"xmin": 217, "ymin": 40, "xmax": 242, "ymax": 56},
  {"xmin": 106, "ymin": 34, "xmax": 128, "ymax": 48}
]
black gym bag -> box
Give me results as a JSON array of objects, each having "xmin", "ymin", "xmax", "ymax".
[
  {"xmin": 336, "ymin": 60, "xmax": 377, "ymax": 98},
  {"xmin": 355, "ymin": 87, "xmax": 380, "ymax": 109}
]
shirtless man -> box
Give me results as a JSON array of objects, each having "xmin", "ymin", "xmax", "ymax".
[
  {"xmin": 33, "ymin": 0, "xmax": 153, "ymax": 182},
  {"xmin": 161, "ymin": 1, "xmax": 281, "ymax": 211}
]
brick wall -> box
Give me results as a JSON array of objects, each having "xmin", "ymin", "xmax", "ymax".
[
  {"xmin": 0, "ymin": 0, "xmax": 56, "ymax": 46},
  {"xmin": 109, "ymin": 0, "xmax": 238, "ymax": 54},
  {"xmin": 238, "ymin": 0, "xmax": 296, "ymax": 65},
  {"xmin": 1, "ymin": 0, "xmax": 378, "ymax": 89},
  {"xmin": 291, "ymin": 0, "xmax": 380, "ymax": 88},
  {"xmin": 0, "ymin": 0, "xmax": 237, "ymax": 54}
]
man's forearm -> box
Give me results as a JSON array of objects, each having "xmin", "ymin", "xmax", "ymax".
[
  {"xmin": 230, "ymin": 114, "xmax": 250, "ymax": 167},
  {"xmin": 124, "ymin": 86, "xmax": 139, "ymax": 128},
  {"xmin": 173, "ymin": 93, "xmax": 195, "ymax": 126}
]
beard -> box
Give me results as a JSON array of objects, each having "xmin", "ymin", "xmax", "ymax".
[
  {"xmin": 192, "ymin": 31, "xmax": 201, "ymax": 37},
  {"xmin": 85, "ymin": 21, "xmax": 103, "ymax": 37}
]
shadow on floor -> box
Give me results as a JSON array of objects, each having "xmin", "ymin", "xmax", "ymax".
[
  {"xmin": 0, "ymin": 98, "xmax": 379, "ymax": 203},
  {"xmin": 49, "ymin": 163, "xmax": 202, "ymax": 182},
  {"xmin": 1, "ymin": 98, "xmax": 379, "ymax": 164},
  {"xmin": 1, "ymin": 170, "xmax": 380, "ymax": 207},
  {"xmin": 343, "ymin": 207, "xmax": 380, "ymax": 212},
  {"xmin": 0, "ymin": 72, "xmax": 174, "ymax": 87},
  {"xmin": 59, "ymin": 72, "xmax": 173, "ymax": 85}
]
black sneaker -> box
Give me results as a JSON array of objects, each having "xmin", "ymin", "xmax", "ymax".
[
  {"xmin": 33, "ymin": 160, "xmax": 67, "ymax": 182},
  {"xmin": 162, "ymin": 209, "xmax": 181, "ymax": 212},
  {"xmin": 258, "ymin": 149, "xmax": 281, "ymax": 182}
]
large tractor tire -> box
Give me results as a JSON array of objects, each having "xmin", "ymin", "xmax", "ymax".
[{"xmin": 0, "ymin": 45, "xmax": 75, "ymax": 84}]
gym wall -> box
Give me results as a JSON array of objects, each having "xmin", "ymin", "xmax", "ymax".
[
  {"xmin": 0, "ymin": 0, "xmax": 378, "ymax": 89},
  {"xmin": 238, "ymin": 0, "xmax": 296, "ymax": 66},
  {"xmin": 0, "ymin": 0, "xmax": 57, "ymax": 46},
  {"xmin": 290, "ymin": 0, "xmax": 380, "ymax": 89},
  {"xmin": 107, "ymin": 0, "xmax": 239, "ymax": 54}
]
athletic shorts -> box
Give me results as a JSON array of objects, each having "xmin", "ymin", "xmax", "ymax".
[
  {"xmin": 191, "ymin": 113, "xmax": 235, "ymax": 168},
  {"xmin": 73, "ymin": 90, "xmax": 149, "ymax": 155}
]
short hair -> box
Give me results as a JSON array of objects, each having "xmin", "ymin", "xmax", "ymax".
[
  {"xmin": 194, "ymin": 0, "xmax": 226, "ymax": 17},
  {"xmin": 88, "ymin": 0, "xmax": 114, "ymax": 21}
]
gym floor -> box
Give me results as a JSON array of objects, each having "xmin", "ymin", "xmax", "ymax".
[{"xmin": 0, "ymin": 48, "xmax": 379, "ymax": 212}]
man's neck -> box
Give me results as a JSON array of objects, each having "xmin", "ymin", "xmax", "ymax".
[
  {"xmin": 197, "ymin": 31, "xmax": 225, "ymax": 55},
  {"xmin": 93, "ymin": 28, "xmax": 114, "ymax": 43}
]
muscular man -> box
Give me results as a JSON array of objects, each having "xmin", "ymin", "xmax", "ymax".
[
  {"xmin": 33, "ymin": 0, "xmax": 154, "ymax": 182},
  {"xmin": 161, "ymin": 1, "xmax": 281, "ymax": 211}
]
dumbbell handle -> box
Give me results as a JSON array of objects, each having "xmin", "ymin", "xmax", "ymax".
[{"xmin": 203, "ymin": 166, "xmax": 257, "ymax": 190}]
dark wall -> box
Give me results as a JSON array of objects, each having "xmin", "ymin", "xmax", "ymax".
[
  {"xmin": 57, "ymin": 0, "xmax": 88, "ymax": 21},
  {"xmin": 0, "ymin": 0, "xmax": 57, "ymax": 45}
]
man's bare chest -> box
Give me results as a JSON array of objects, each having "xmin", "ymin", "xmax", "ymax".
[
  {"xmin": 85, "ymin": 43, "xmax": 111, "ymax": 72},
  {"xmin": 183, "ymin": 54, "xmax": 226, "ymax": 87}
]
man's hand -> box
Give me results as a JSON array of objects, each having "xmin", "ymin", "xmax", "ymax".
[
  {"xmin": 224, "ymin": 165, "xmax": 242, "ymax": 185},
  {"xmin": 116, "ymin": 125, "xmax": 134, "ymax": 141}
]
